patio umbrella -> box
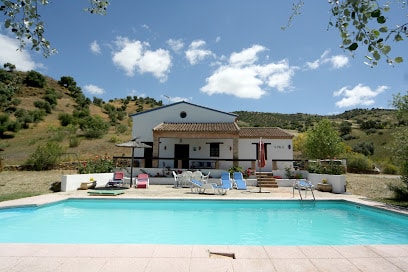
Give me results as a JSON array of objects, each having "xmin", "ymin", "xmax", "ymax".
[
  {"xmin": 257, "ymin": 137, "xmax": 266, "ymax": 170},
  {"xmin": 115, "ymin": 139, "xmax": 152, "ymax": 187},
  {"xmin": 257, "ymin": 137, "xmax": 267, "ymax": 193}
]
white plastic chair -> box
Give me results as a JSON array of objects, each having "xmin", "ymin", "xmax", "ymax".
[
  {"xmin": 202, "ymin": 171, "xmax": 210, "ymax": 183},
  {"xmin": 172, "ymin": 171, "xmax": 181, "ymax": 188},
  {"xmin": 191, "ymin": 171, "xmax": 203, "ymax": 182},
  {"xmin": 180, "ymin": 171, "xmax": 193, "ymax": 187}
]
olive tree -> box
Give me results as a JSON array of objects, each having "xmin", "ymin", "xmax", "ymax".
[
  {"xmin": 285, "ymin": 0, "xmax": 407, "ymax": 66},
  {"xmin": 303, "ymin": 119, "xmax": 346, "ymax": 159},
  {"xmin": 0, "ymin": 0, "xmax": 108, "ymax": 57},
  {"xmin": 388, "ymin": 91, "xmax": 408, "ymax": 199}
]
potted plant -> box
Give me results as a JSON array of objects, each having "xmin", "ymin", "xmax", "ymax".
[{"xmin": 317, "ymin": 178, "xmax": 333, "ymax": 192}]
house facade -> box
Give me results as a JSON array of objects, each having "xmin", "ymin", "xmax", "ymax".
[{"xmin": 129, "ymin": 101, "xmax": 294, "ymax": 172}]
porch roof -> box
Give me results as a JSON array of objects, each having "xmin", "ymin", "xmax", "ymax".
[
  {"xmin": 153, "ymin": 122, "xmax": 239, "ymax": 133},
  {"xmin": 239, "ymin": 127, "xmax": 294, "ymax": 139}
]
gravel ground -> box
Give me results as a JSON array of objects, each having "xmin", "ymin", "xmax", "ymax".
[{"xmin": 0, "ymin": 170, "xmax": 403, "ymax": 200}]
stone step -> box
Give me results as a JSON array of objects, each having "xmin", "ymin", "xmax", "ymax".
[{"xmin": 257, "ymin": 183, "xmax": 279, "ymax": 188}]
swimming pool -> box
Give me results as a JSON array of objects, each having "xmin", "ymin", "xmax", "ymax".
[{"xmin": 1, "ymin": 199, "xmax": 407, "ymax": 245}]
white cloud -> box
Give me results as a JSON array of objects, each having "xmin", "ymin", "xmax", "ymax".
[
  {"xmin": 229, "ymin": 45, "xmax": 266, "ymax": 67},
  {"xmin": 167, "ymin": 39, "xmax": 184, "ymax": 53},
  {"xmin": 162, "ymin": 94, "xmax": 191, "ymax": 103},
  {"xmin": 306, "ymin": 50, "xmax": 349, "ymax": 70},
  {"xmin": 90, "ymin": 40, "xmax": 101, "ymax": 54},
  {"xmin": 83, "ymin": 84, "xmax": 105, "ymax": 95},
  {"xmin": 333, "ymin": 84, "xmax": 388, "ymax": 108},
  {"xmin": 112, "ymin": 37, "xmax": 171, "ymax": 82},
  {"xmin": 185, "ymin": 40, "xmax": 214, "ymax": 65},
  {"xmin": 200, "ymin": 45, "xmax": 297, "ymax": 99},
  {"xmin": 0, "ymin": 33, "xmax": 38, "ymax": 71},
  {"xmin": 328, "ymin": 55, "xmax": 349, "ymax": 68}
]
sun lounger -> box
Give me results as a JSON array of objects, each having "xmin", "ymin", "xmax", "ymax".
[
  {"xmin": 189, "ymin": 179, "xmax": 228, "ymax": 195},
  {"xmin": 232, "ymin": 172, "xmax": 247, "ymax": 190},
  {"xmin": 220, "ymin": 172, "xmax": 233, "ymax": 190},
  {"xmin": 136, "ymin": 173, "xmax": 149, "ymax": 188},
  {"xmin": 87, "ymin": 190, "xmax": 125, "ymax": 196},
  {"xmin": 106, "ymin": 172, "xmax": 125, "ymax": 187}
]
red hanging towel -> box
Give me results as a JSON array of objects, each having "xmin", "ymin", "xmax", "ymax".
[{"xmin": 258, "ymin": 138, "xmax": 266, "ymax": 168}]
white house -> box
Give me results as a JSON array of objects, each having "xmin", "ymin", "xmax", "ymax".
[{"xmin": 129, "ymin": 101, "xmax": 294, "ymax": 172}]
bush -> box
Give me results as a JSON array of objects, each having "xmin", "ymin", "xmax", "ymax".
[
  {"xmin": 79, "ymin": 115, "xmax": 109, "ymax": 138},
  {"xmin": 69, "ymin": 136, "xmax": 80, "ymax": 147},
  {"xmin": 58, "ymin": 113, "xmax": 75, "ymax": 126},
  {"xmin": 78, "ymin": 154, "xmax": 114, "ymax": 174},
  {"xmin": 25, "ymin": 142, "xmax": 65, "ymax": 170},
  {"xmin": 307, "ymin": 161, "xmax": 345, "ymax": 175},
  {"xmin": 24, "ymin": 70, "xmax": 46, "ymax": 88},
  {"xmin": 116, "ymin": 124, "xmax": 128, "ymax": 134},
  {"xmin": 227, "ymin": 165, "xmax": 254, "ymax": 178},
  {"xmin": 347, "ymin": 153, "xmax": 372, "ymax": 173},
  {"xmin": 387, "ymin": 183, "xmax": 408, "ymax": 200},
  {"xmin": 352, "ymin": 142, "xmax": 374, "ymax": 156},
  {"xmin": 34, "ymin": 100, "xmax": 52, "ymax": 114},
  {"xmin": 382, "ymin": 163, "xmax": 399, "ymax": 175}
]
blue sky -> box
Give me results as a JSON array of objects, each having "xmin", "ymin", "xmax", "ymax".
[{"xmin": 0, "ymin": 1, "xmax": 407, "ymax": 114}]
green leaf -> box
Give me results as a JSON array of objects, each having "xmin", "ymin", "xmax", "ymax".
[
  {"xmin": 394, "ymin": 57, "xmax": 403, "ymax": 63},
  {"xmin": 373, "ymin": 51, "xmax": 381, "ymax": 61},
  {"xmin": 379, "ymin": 26, "xmax": 388, "ymax": 33},
  {"xmin": 371, "ymin": 9, "xmax": 381, "ymax": 18},
  {"xmin": 395, "ymin": 34, "xmax": 403, "ymax": 42},
  {"xmin": 348, "ymin": 42, "xmax": 358, "ymax": 51},
  {"xmin": 371, "ymin": 29, "xmax": 380, "ymax": 37},
  {"xmin": 377, "ymin": 16, "xmax": 386, "ymax": 24},
  {"xmin": 382, "ymin": 45, "xmax": 391, "ymax": 55}
]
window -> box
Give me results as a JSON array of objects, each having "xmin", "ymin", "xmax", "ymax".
[
  {"xmin": 180, "ymin": 111, "xmax": 187, "ymax": 118},
  {"xmin": 210, "ymin": 143, "xmax": 220, "ymax": 157}
]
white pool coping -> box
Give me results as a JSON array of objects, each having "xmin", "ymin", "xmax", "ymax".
[{"xmin": 1, "ymin": 186, "xmax": 407, "ymax": 272}]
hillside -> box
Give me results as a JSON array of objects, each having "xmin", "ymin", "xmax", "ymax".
[{"xmin": 0, "ymin": 69, "xmax": 402, "ymax": 167}]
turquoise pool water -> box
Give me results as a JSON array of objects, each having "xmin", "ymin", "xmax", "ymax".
[{"xmin": 0, "ymin": 199, "xmax": 407, "ymax": 245}]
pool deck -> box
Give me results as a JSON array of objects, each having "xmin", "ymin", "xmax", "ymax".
[{"xmin": 1, "ymin": 185, "xmax": 407, "ymax": 272}]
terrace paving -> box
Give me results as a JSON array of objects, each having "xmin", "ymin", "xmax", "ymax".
[{"xmin": 1, "ymin": 184, "xmax": 407, "ymax": 272}]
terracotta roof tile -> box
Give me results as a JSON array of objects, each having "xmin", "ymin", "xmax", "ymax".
[
  {"xmin": 239, "ymin": 127, "xmax": 293, "ymax": 139},
  {"xmin": 153, "ymin": 122, "xmax": 239, "ymax": 133}
]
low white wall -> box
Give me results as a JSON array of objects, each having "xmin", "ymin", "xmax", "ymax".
[
  {"xmin": 308, "ymin": 173, "xmax": 346, "ymax": 194},
  {"xmin": 61, "ymin": 173, "xmax": 114, "ymax": 192}
]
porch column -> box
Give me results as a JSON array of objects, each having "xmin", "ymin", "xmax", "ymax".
[
  {"xmin": 232, "ymin": 138, "xmax": 239, "ymax": 167},
  {"xmin": 152, "ymin": 135, "xmax": 160, "ymax": 168}
]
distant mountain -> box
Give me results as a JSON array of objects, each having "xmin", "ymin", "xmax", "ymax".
[{"xmin": 0, "ymin": 69, "xmax": 401, "ymax": 166}]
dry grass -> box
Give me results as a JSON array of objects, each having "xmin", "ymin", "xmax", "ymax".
[
  {"xmin": 0, "ymin": 170, "xmax": 76, "ymax": 201},
  {"xmin": 345, "ymin": 173, "xmax": 403, "ymax": 199},
  {"xmin": 0, "ymin": 171, "xmax": 404, "ymax": 203}
]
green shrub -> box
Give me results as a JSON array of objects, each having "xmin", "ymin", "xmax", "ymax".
[
  {"xmin": 387, "ymin": 182, "xmax": 408, "ymax": 200},
  {"xmin": 58, "ymin": 113, "xmax": 75, "ymax": 126},
  {"xmin": 307, "ymin": 161, "xmax": 345, "ymax": 175},
  {"xmin": 116, "ymin": 124, "xmax": 128, "ymax": 134},
  {"xmin": 25, "ymin": 142, "xmax": 65, "ymax": 170},
  {"xmin": 78, "ymin": 154, "xmax": 114, "ymax": 174},
  {"xmin": 24, "ymin": 70, "xmax": 46, "ymax": 88},
  {"xmin": 347, "ymin": 153, "xmax": 372, "ymax": 173},
  {"xmin": 109, "ymin": 135, "xmax": 120, "ymax": 143},
  {"xmin": 79, "ymin": 115, "xmax": 109, "ymax": 138},
  {"xmin": 34, "ymin": 100, "xmax": 52, "ymax": 114},
  {"xmin": 69, "ymin": 136, "xmax": 80, "ymax": 147},
  {"xmin": 382, "ymin": 163, "xmax": 399, "ymax": 175}
]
